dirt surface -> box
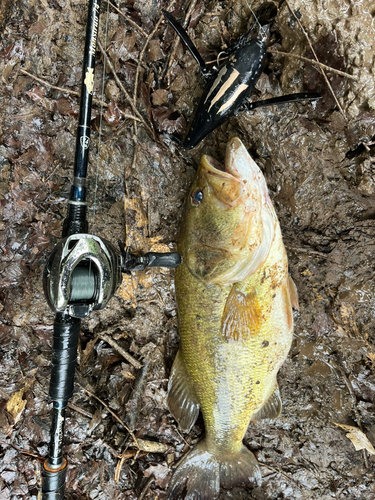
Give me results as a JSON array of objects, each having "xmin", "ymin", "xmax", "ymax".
[{"xmin": 1, "ymin": 0, "xmax": 375, "ymax": 499}]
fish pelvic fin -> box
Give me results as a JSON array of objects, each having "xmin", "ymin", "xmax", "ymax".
[
  {"xmin": 167, "ymin": 350, "xmax": 200, "ymax": 433},
  {"xmin": 168, "ymin": 440, "xmax": 261, "ymax": 499}
]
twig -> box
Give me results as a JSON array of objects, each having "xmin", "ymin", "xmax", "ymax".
[
  {"xmin": 97, "ymin": 40, "xmax": 154, "ymax": 137},
  {"xmin": 268, "ymin": 50, "xmax": 357, "ymax": 81},
  {"xmin": 321, "ymin": 359, "xmax": 369, "ymax": 469},
  {"xmin": 19, "ymin": 68, "xmax": 108, "ymax": 107},
  {"xmin": 133, "ymin": 13, "xmax": 168, "ymax": 108},
  {"xmin": 164, "ymin": 0, "xmax": 197, "ymax": 85},
  {"xmin": 115, "ymin": 454, "xmax": 127, "ymax": 483},
  {"xmin": 0, "ymin": 388, "xmax": 10, "ymax": 400},
  {"xmin": 67, "ymin": 402, "xmax": 94, "ymax": 418},
  {"xmin": 284, "ymin": 0, "xmax": 347, "ymax": 119},
  {"xmin": 107, "ymin": 0, "xmax": 148, "ymax": 37},
  {"xmin": 258, "ymin": 461, "xmax": 301, "ymax": 490},
  {"xmin": 206, "ymin": 52, "xmax": 357, "ymax": 83},
  {"xmin": 77, "ymin": 382, "xmax": 139, "ymax": 449},
  {"xmin": 131, "ymin": 0, "xmax": 177, "ymax": 149},
  {"xmin": 98, "ymin": 332, "xmax": 142, "ymax": 369},
  {"xmin": 139, "ymin": 476, "xmax": 154, "ymax": 500},
  {"xmin": 124, "ymin": 358, "xmax": 150, "ymax": 431},
  {"xmin": 285, "ymin": 245, "xmax": 328, "ymax": 258}
]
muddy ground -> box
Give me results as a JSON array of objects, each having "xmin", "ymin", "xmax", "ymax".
[{"xmin": 1, "ymin": 0, "xmax": 375, "ymax": 498}]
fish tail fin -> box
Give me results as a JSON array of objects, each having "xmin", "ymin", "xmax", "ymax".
[
  {"xmin": 168, "ymin": 440, "xmax": 261, "ymax": 499},
  {"xmin": 219, "ymin": 444, "xmax": 261, "ymax": 490}
]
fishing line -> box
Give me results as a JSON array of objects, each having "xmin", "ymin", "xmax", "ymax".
[
  {"xmin": 89, "ymin": 0, "xmax": 110, "ymax": 282},
  {"xmin": 243, "ymin": 0, "xmax": 267, "ymax": 41},
  {"xmin": 92, "ymin": 0, "xmax": 110, "ymax": 225}
]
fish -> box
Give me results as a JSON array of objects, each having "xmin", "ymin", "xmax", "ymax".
[{"xmin": 167, "ymin": 137, "xmax": 299, "ymax": 499}]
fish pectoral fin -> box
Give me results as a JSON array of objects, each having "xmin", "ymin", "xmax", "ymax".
[
  {"xmin": 251, "ymin": 385, "xmax": 282, "ymax": 421},
  {"xmin": 288, "ymin": 275, "xmax": 299, "ymax": 311},
  {"xmin": 167, "ymin": 350, "xmax": 200, "ymax": 433},
  {"xmin": 222, "ymin": 285, "xmax": 262, "ymax": 342}
]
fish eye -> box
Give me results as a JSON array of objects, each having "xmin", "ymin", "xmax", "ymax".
[{"xmin": 191, "ymin": 189, "xmax": 203, "ymax": 206}]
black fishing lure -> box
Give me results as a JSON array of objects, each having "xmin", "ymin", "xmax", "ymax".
[{"xmin": 162, "ymin": 10, "xmax": 321, "ymax": 150}]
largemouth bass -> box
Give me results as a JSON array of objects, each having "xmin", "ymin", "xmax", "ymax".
[{"xmin": 168, "ymin": 137, "xmax": 298, "ymax": 498}]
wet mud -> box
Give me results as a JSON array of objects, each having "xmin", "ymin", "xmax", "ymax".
[{"xmin": 0, "ymin": 0, "xmax": 374, "ymax": 498}]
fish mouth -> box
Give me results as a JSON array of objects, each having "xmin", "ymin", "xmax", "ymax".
[
  {"xmin": 225, "ymin": 137, "xmax": 260, "ymax": 181},
  {"xmin": 200, "ymin": 137, "xmax": 258, "ymax": 182}
]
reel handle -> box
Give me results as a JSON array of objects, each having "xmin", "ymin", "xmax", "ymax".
[{"xmin": 122, "ymin": 246, "xmax": 181, "ymax": 273}]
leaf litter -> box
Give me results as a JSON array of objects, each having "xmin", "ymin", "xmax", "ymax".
[{"xmin": 1, "ymin": 0, "xmax": 375, "ymax": 498}]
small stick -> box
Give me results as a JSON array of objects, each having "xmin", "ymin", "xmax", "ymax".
[
  {"xmin": 106, "ymin": 0, "xmax": 148, "ymax": 37},
  {"xmin": 98, "ymin": 332, "xmax": 142, "ymax": 369},
  {"xmin": 321, "ymin": 359, "xmax": 369, "ymax": 469},
  {"xmin": 124, "ymin": 358, "xmax": 151, "ymax": 431},
  {"xmin": 67, "ymin": 402, "xmax": 94, "ymax": 418},
  {"xmin": 132, "ymin": 0, "xmax": 176, "ymax": 146},
  {"xmin": 0, "ymin": 388, "xmax": 10, "ymax": 400},
  {"xmin": 285, "ymin": 245, "xmax": 328, "ymax": 258},
  {"xmin": 139, "ymin": 476, "xmax": 154, "ymax": 500},
  {"xmin": 97, "ymin": 40, "xmax": 155, "ymax": 137},
  {"xmin": 284, "ymin": 0, "xmax": 347, "ymax": 119},
  {"xmin": 20, "ymin": 68, "xmax": 108, "ymax": 106},
  {"xmin": 259, "ymin": 461, "xmax": 301, "ymax": 490},
  {"xmin": 268, "ymin": 50, "xmax": 357, "ymax": 81},
  {"xmin": 77, "ymin": 382, "xmax": 139, "ymax": 449},
  {"xmin": 133, "ymin": 14, "xmax": 167, "ymax": 107},
  {"xmin": 115, "ymin": 454, "xmax": 126, "ymax": 483},
  {"xmin": 334, "ymin": 367, "xmax": 369, "ymax": 469},
  {"xmin": 205, "ymin": 50, "xmax": 356, "ymax": 82},
  {"xmin": 21, "ymin": 67, "xmax": 145, "ymax": 123}
]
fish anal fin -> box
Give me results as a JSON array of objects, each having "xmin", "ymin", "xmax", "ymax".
[
  {"xmin": 222, "ymin": 285, "xmax": 263, "ymax": 342},
  {"xmin": 167, "ymin": 350, "xmax": 200, "ymax": 433},
  {"xmin": 288, "ymin": 275, "xmax": 299, "ymax": 311},
  {"xmin": 251, "ymin": 385, "xmax": 282, "ymax": 422}
]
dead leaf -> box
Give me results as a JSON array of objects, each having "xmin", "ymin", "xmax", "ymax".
[
  {"xmin": 152, "ymin": 106, "xmax": 186, "ymax": 134},
  {"xmin": 340, "ymin": 303, "xmax": 360, "ymax": 339},
  {"xmin": 151, "ymin": 89, "xmax": 169, "ymax": 106},
  {"xmin": 333, "ymin": 423, "xmax": 375, "ymax": 455},
  {"xmin": 144, "ymin": 463, "xmax": 170, "ymax": 487},
  {"xmin": 131, "ymin": 438, "xmax": 170, "ymax": 454},
  {"xmin": 124, "ymin": 197, "xmax": 148, "ymax": 228},
  {"xmin": 117, "ymin": 273, "xmax": 135, "ymax": 304},
  {"xmin": 6, "ymin": 389, "xmax": 27, "ymax": 423},
  {"xmin": 104, "ymin": 100, "xmax": 123, "ymax": 126},
  {"xmin": 6, "ymin": 370, "xmax": 37, "ymax": 424},
  {"xmin": 80, "ymin": 337, "xmax": 97, "ymax": 369}
]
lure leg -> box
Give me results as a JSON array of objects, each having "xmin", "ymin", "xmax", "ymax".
[
  {"xmin": 240, "ymin": 92, "xmax": 321, "ymax": 112},
  {"xmin": 162, "ymin": 9, "xmax": 213, "ymax": 80}
]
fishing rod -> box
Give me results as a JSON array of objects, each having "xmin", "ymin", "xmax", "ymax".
[{"xmin": 41, "ymin": 1, "xmax": 180, "ymax": 497}]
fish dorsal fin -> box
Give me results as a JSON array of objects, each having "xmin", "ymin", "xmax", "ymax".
[
  {"xmin": 288, "ymin": 275, "xmax": 299, "ymax": 311},
  {"xmin": 167, "ymin": 350, "xmax": 200, "ymax": 433},
  {"xmin": 222, "ymin": 285, "xmax": 264, "ymax": 342},
  {"xmin": 251, "ymin": 385, "xmax": 282, "ymax": 421}
]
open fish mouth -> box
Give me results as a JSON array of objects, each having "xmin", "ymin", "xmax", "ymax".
[
  {"xmin": 198, "ymin": 137, "xmax": 265, "ymax": 207},
  {"xmin": 200, "ymin": 137, "xmax": 260, "ymax": 183}
]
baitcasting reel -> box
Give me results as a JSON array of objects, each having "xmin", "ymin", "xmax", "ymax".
[{"xmin": 43, "ymin": 233, "xmax": 181, "ymax": 319}]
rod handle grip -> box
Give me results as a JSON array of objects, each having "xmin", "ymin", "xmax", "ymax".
[
  {"xmin": 41, "ymin": 459, "xmax": 67, "ymax": 499},
  {"xmin": 50, "ymin": 314, "xmax": 80, "ymax": 401}
]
